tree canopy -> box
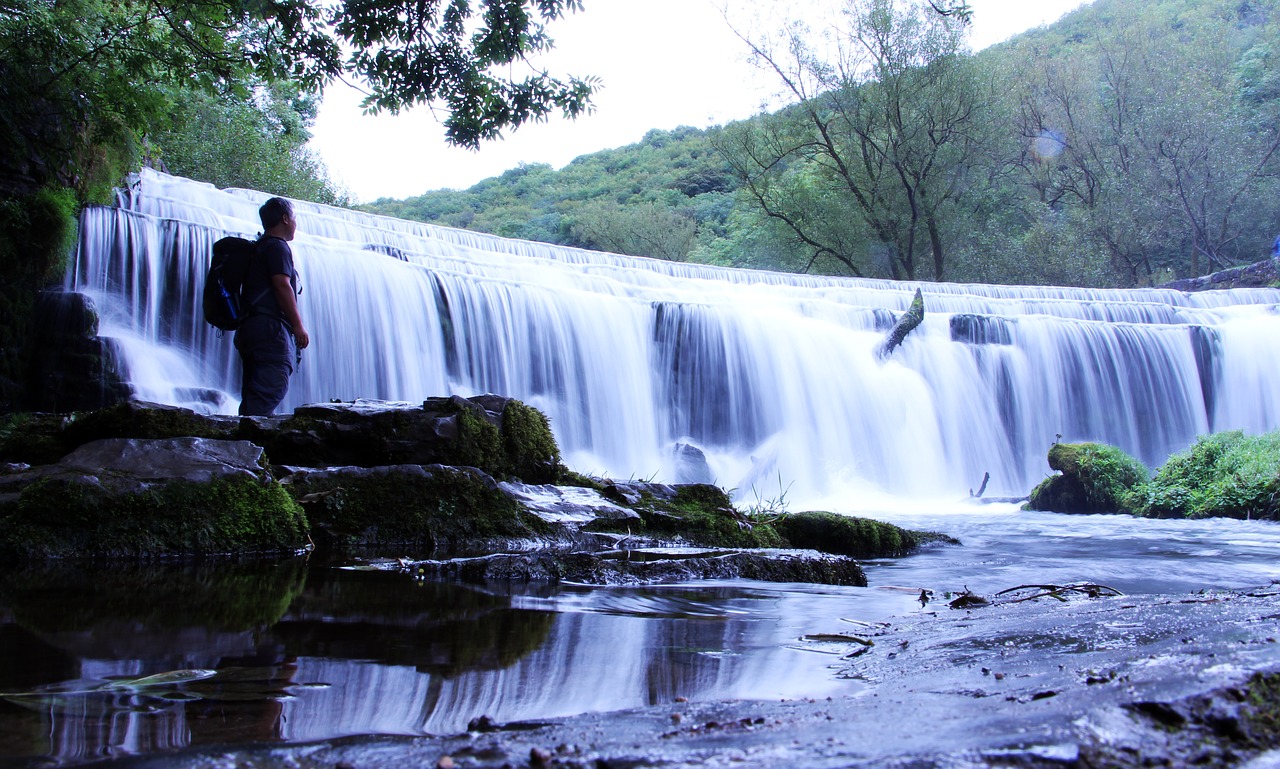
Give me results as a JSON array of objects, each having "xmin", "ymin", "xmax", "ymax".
[{"xmin": 0, "ymin": 0, "xmax": 595, "ymax": 198}]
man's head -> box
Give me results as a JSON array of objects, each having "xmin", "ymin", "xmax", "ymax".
[{"xmin": 259, "ymin": 197, "xmax": 297, "ymax": 240}]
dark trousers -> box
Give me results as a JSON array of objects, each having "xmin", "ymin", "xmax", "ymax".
[{"xmin": 235, "ymin": 315, "xmax": 296, "ymax": 416}]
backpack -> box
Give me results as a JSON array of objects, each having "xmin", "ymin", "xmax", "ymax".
[{"xmin": 203, "ymin": 236, "xmax": 258, "ymax": 331}]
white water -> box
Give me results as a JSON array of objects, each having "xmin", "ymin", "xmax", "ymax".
[{"xmin": 66, "ymin": 170, "xmax": 1280, "ymax": 505}]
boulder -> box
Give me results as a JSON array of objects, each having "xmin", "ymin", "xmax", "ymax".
[
  {"xmin": 0, "ymin": 437, "xmax": 308, "ymax": 561},
  {"xmin": 410, "ymin": 548, "xmax": 868, "ymax": 586},
  {"xmin": 775, "ymin": 511, "xmax": 959, "ymax": 559},
  {"xmin": 670, "ymin": 442, "xmax": 715, "ymax": 484},
  {"xmin": 1025, "ymin": 442, "xmax": 1148, "ymax": 514},
  {"xmin": 243, "ymin": 395, "xmax": 562, "ymax": 481},
  {"xmin": 282, "ymin": 463, "xmax": 550, "ymax": 551}
]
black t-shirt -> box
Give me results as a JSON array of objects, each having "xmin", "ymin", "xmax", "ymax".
[{"xmin": 243, "ymin": 236, "xmax": 298, "ymax": 320}]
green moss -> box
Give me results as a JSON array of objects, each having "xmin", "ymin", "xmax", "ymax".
[
  {"xmin": 588, "ymin": 483, "xmax": 786, "ymax": 548},
  {"xmin": 0, "ymin": 412, "xmax": 71, "ymax": 464},
  {"xmin": 1245, "ymin": 671, "xmax": 1280, "ymax": 745},
  {"xmin": 1, "ymin": 404, "xmax": 234, "ymax": 465},
  {"xmin": 452, "ymin": 402, "xmax": 505, "ymax": 471},
  {"xmin": 500, "ymin": 400, "xmax": 562, "ymax": 483},
  {"xmin": 65, "ymin": 401, "xmax": 231, "ymax": 444},
  {"xmin": 292, "ymin": 465, "xmax": 550, "ymax": 551},
  {"xmin": 1134, "ymin": 431, "xmax": 1280, "ymax": 520},
  {"xmin": 1027, "ymin": 442, "xmax": 1149, "ymax": 514},
  {"xmin": 0, "ymin": 475, "xmax": 309, "ymax": 561},
  {"xmin": 774, "ymin": 510, "xmax": 955, "ymax": 559}
]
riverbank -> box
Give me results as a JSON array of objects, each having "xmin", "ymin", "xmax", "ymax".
[{"xmin": 110, "ymin": 584, "xmax": 1280, "ymax": 769}]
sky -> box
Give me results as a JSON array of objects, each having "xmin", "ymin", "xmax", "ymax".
[{"xmin": 308, "ymin": 0, "xmax": 1092, "ymax": 203}]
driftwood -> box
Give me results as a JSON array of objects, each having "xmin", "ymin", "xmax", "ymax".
[
  {"xmin": 969, "ymin": 472, "xmax": 990, "ymax": 498},
  {"xmin": 876, "ymin": 289, "xmax": 925, "ymax": 361}
]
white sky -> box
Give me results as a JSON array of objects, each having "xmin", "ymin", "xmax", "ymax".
[{"xmin": 309, "ymin": 0, "xmax": 1091, "ymax": 202}]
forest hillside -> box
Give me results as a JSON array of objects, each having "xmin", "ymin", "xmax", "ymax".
[{"xmin": 361, "ymin": 0, "xmax": 1280, "ymax": 288}]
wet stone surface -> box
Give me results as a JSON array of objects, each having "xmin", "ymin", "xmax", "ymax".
[{"xmin": 114, "ymin": 586, "xmax": 1280, "ymax": 769}]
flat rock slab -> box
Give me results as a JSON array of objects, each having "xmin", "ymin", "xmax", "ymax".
[
  {"xmin": 124, "ymin": 587, "xmax": 1280, "ymax": 768},
  {"xmin": 0, "ymin": 437, "xmax": 265, "ymax": 498},
  {"xmin": 410, "ymin": 547, "xmax": 867, "ymax": 586},
  {"xmin": 498, "ymin": 481, "xmax": 639, "ymax": 524}
]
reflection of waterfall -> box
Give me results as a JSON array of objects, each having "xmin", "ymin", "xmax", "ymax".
[
  {"xmin": 68, "ymin": 169, "xmax": 1280, "ymax": 501},
  {"xmin": 280, "ymin": 601, "xmax": 851, "ymax": 740}
]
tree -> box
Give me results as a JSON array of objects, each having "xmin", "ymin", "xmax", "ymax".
[
  {"xmin": 0, "ymin": 0, "xmax": 596, "ymax": 197},
  {"xmin": 1011, "ymin": 0, "xmax": 1280, "ymax": 283},
  {"xmin": 570, "ymin": 202, "xmax": 700, "ymax": 261},
  {"xmin": 717, "ymin": 0, "xmax": 994, "ymax": 281},
  {"xmin": 151, "ymin": 84, "xmax": 349, "ymax": 206}
]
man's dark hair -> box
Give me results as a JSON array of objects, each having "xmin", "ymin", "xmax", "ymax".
[{"xmin": 259, "ymin": 197, "xmax": 294, "ymax": 230}]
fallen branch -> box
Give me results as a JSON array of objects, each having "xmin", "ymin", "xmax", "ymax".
[{"xmin": 876, "ymin": 289, "xmax": 925, "ymax": 361}]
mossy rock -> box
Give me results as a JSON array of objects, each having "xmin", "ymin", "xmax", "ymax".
[
  {"xmin": 259, "ymin": 396, "xmax": 564, "ymax": 483},
  {"xmin": 1026, "ymin": 442, "xmax": 1148, "ymax": 514},
  {"xmin": 774, "ymin": 511, "xmax": 957, "ymax": 559},
  {"xmin": 0, "ymin": 402, "xmax": 233, "ymax": 465},
  {"xmin": 0, "ymin": 475, "xmax": 309, "ymax": 562},
  {"xmin": 287, "ymin": 464, "xmax": 551, "ymax": 552},
  {"xmin": 0, "ymin": 412, "xmax": 72, "ymax": 465},
  {"xmin": 585, "ymin": 483, "xmax": 786, "ymax": 549}
]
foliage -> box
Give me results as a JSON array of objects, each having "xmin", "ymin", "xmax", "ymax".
[
  {"xmin": 1135, "ymin": 431, "xmax": 1280, "ymax": 520},
  {"xmin": 152, "ymin": 84, "xmax": 349, "ymax": 205},
  {"xmin": 0, "ymin": 0, "xmax": 594, "ymax": 195},
  {"xmin": 363, "ymin": 0, "xmax": 1280, "ymax": 289},
  {"xmin": 363, "ymin": 126, "xmax": 739, "ymax": 260}
]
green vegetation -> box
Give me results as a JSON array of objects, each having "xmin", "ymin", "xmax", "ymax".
[
  {"xmin": 0, "ymin": 476, "xmax": 309, "ymax": 561},
  {"xmin": 364, "ymin": 0, "xmax": 1280, "ymax": 288},
  {"xmin": 775, "ymin": 511, "xmax": 957, "ymax": 559},
  {"xmin": 288, "ymin": 465, "xmax": 549, "ymax": 550},
  {"xmin": 1028, "ymin": 432, "xmax": 1280, "ymax": 520},
  {"xmin": 1028, "ymin": 441, "xmax": 1151, "ymax": 514},
  {"xmin": 1134, "ymin": 431, "xmax": 1280, "ymax": 520}
]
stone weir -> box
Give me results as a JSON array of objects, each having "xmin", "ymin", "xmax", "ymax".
[{"xmin": 0, "ymin": 398, "xmax": 955, "ymax": 585}]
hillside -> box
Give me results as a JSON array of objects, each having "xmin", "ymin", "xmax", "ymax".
[{"xmin": 359, "ymin": 0, "xmax": 1280, "ymax": 287}]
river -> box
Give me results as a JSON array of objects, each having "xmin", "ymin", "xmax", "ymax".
[{"xmin": 1, "ymin": 505, "xmax": 1276, "ymax": 765}]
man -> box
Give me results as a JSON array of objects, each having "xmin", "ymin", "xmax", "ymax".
[{"xmin": 235, "ymin": 197, "xmax": 310, "ymax": 416}]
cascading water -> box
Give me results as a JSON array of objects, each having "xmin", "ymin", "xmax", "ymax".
[{"xmin": 66, "ymin": 169, "xmax": 1280, "ymax": 505}]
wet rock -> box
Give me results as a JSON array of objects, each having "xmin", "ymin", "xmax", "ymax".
[
  {"xmin": 1025, "ymin": 442, "xmax": 1148, "ymax": 514},
  {"xmin": 775, "ymin": 511, "xmax": 958, "ymax": 559},
  {"xmin": 410, "ymin": 547, "xmax": 867, "ymax": 586},
  {"xmin": 498, "ymin": 481, "xmax": 640, "ymax": 525},
  {"xmin": 950, "ymin": 313, "xmax": 1014, "ymax": 345},
  {"xmin": 23, "ymin": 290, "xmax": 132, "ymax": 413},
  {"xmin": 282, "ymin": 464, "xmax": 548, "ymax": 552},
  {"xmin": 245, "ymin": 395, "xmax": 563, "ymax": 482},
  {"xmin": 670, "ymin": 442, "xmax": 715, "ymax": 484}
]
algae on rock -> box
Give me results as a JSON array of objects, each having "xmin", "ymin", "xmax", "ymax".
[
  {"xmin": 1026, "ymin": 442, "xmax": 1149, "ymax": 514},
  {"xmin": 775, "ymin": 511, "xmax": 958, "ymax": 559},
  {"xmin": 285, "ymin": 464, "xmax": 550, "ymax": 551}
]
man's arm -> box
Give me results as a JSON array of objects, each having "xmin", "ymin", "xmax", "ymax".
[{"xmin": 271, "ymin": 274, "xmax": 310, "ymax": 349}]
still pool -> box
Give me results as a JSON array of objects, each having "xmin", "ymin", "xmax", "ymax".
[{"xmin": 0, "ymin": 507, "xmax": 1276, "ymax": 766}]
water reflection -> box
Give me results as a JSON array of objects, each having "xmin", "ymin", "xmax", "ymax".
[
  {"xmin": 1, "ymin": 510, "xmax": 1275, "ymax": 765},
  {"xmin": 0, "ymin": 560, "xmax": 864, "ymax": 765}
]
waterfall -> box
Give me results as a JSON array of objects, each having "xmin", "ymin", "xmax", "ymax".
[{"xmin": 66, "ymin": 169, "xmax": 1280, "ymax": 506}]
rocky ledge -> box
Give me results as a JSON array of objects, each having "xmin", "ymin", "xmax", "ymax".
[{"xmin": 0, "ymin": 398, "xmax": 955, "ymax": 584}]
